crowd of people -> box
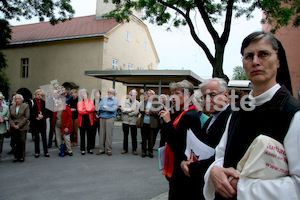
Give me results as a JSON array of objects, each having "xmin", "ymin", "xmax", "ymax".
[{"xmin": 0, "ymin": 31, "xmax": 299, "ymax": 200}]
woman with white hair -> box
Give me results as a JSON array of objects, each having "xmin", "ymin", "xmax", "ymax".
[
  {"xmin": 0, "ymin": 94, "xmax": 9, "ymax": 162},
  {"xmin": 9, "ymin": 94, "xmax": 30, "ymax": 162},
  {"xmin": 77, "ymin": 89, "xmax": 95, "ymax": 155}
]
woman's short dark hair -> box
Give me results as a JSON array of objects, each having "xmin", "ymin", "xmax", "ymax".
[{"xmin": 240, "ymin": 31, "xmax": 278, "ymax": 55}]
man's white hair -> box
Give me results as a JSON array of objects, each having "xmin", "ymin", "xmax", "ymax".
[{"xmin": 199, "ymin": 78, "xmax": 228, "ymax": 92}]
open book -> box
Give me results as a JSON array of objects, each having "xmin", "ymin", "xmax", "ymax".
[{"xmin": 185, "ymin": 129, "xmax": 215, "ymax": 161}]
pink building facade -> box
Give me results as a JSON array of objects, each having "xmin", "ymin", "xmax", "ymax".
[{"xmin": 263, "ymin": 23, "xmax": 300, "ymax": 99}]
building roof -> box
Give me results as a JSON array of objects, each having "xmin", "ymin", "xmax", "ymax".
[
  {"xmin": 228, "ymin": 80, "xmax": 252, "ymax": 90},
  {"xmin": 9, "ymin": 15, "xmax": 120, "ymax": 45},
  {"xmin": 85, "ymin": 70, "xmax": 204, "ymax": 87}
]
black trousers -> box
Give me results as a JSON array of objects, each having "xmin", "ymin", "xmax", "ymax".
[
  {"xmin": 11, "ymin": 128, "xmax": 27, "ymax": 159},
  {"xmin": 33, "ymin": 121, "xmax": 48, "ymax": 154},
  {"xmin": 168, "ymin": 168, "xmax": 194, "ymax": 200},
  {"xmin": 141, "ymin": 124, "xmax": 158, "ymax": 154},
  {"xmin": 91, "ymin": 119, "xmax": 99, "ymax": 149},
  {"xmin": 79, "ymin": 115, "xmax": 92, "ymax": 152},
  {"xmin": 122, "ymin": 123, "xmax": 137, "ymax": 151}
]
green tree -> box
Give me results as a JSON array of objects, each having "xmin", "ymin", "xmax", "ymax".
[
  {"xmin": 232, "ymin": 66, "xmax": 247, "ymax": 80},
  {"xmin": 0, "ymin": 0, "xmax": 75, "ymax": 97},
  {"xmin": 261, "ymin": 0, "xmax": 300, "ymax": 33},
  {"xmin": 102, "ymin": 0, "xmax": 300, "ymax": 82},
  {"xmin": 0, "ymin": 19, "xmax": 12, "ymax": 98}
]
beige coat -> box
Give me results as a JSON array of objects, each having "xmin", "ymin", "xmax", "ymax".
[
  {"xmin": 121, "ymin": 99, "xmax": 140, "ymax": 125},
  {"xmin": 9, "ymin": 103, "xmax": 30, "ymax": 132}
]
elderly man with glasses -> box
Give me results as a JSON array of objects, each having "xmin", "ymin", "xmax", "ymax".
[
  {"xmin": 96, "ymin": 88, "xmax": 119, "ymax": 156},
  {"xmin": 180, "ymin": 78, "xmax": 232, "ymax": 200}
]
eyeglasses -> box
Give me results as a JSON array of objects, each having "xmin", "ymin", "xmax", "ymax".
[
  {"xmin": 242, "ymin": 51, "xmax": 276, "ymax": 62},
  {"xmin": 201, "ymin": 92, "xmax": 224, "ymax": 100}
]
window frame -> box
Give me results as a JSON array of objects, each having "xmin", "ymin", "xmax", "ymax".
[
  {"xmin": 21, "ymin": 58, "xmax": 29, "ymax": 78},
  {"xmin": 112, "ymin": 59, "xmax": 118, "ymax": 70},
  {"xmin": 128, "ymin": 63, "xmax": 133, "ymax": 70},
  {"xmin": 126, "ymin": 31, "xmax": 130, "ymax": 41}
]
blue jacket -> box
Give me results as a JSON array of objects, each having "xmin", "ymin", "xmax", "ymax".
[{"xmin": 99, "ymin": 96, "xmax": 119, "ymax": 119}]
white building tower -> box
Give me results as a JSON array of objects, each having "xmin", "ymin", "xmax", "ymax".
[{"xmin": 96, "ymin": 0, "xmax": 143, "ymax": 20}]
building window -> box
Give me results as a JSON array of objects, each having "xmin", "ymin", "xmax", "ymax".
[
  {"xmin": 126, "ymin": 31, "xmax": 130, "ymax": 41},
  {"xmin": 144, "ymin": 42, "xmax": 148, "ymax": 50},
  {"xmin": 112, "ymin": 59, "xmax": 118, "ymax": 70},
  {"xmin": 128, "ymin": 63, "xmax": 133, "ymax": 70},
  {"xmin": 21, "ymin": 58, "xmax": 29, "ymax": 78}
]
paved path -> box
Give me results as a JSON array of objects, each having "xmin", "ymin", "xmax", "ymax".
[{"xmin": 0, "ymin": 121, "xmax": 168, "ymax": 200}]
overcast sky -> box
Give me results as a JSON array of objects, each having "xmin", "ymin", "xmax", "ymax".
[{"xmin": 8, "ymin": 0, "xmax": 262, "ymax": 79}]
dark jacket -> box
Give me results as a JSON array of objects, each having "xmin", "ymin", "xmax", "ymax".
[
  {"xmin": 198, "ymin": 105, "xmax": 232, "ymax": 147},
  {"xmin": 224, "ymin": 86, "xmax": 300, "ymax": 169},
  {"xmin": 29, "ymin": 99, "xmax": 47, "ymax": 132},
  {"xmin": 163, "ymin": 106, "xmax": 202, "ymax": 200},
  {"xmin": 214, "ymin": 87, "xmax": 300, "ymax": 200},
  {"xmin": 188, "ymin": 105, "xmax": 232, "ymax": 200},
  {"xmin": 139, "ymin": 99, "xmax": 161, "ymax": 129},
  {"xmin": 67, "ymin": 97, "xmax": 78, "ymax": 120}
]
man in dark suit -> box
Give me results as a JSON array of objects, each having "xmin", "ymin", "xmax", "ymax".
[{"xmin": 180, "ymin": 78, "xmax": 232, "ymax": 200}]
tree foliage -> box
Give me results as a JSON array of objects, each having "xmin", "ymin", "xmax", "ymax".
[
  {"xmin": 0, "ymin": 19, "xmax": 12, "ymax": 98},
  {"xmin": 0, "ymin": 0, "xmax": 74, "ymax": 97},
  {"xmin": 261, "ymin": 0, "xmax": 300, "ymax": 33},
  {"xmin": 232, "ymin": 66, "xmax": 247, "ymax": 80},
  {"xmin": 102, "ymin": 0, "xmax": 299, "ymax": 81},
  {"xmin": 1, "ymin": 0, "xmax": 75, "ymax": 25}
]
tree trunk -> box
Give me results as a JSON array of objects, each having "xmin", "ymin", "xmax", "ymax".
[{"xmin": 212, "ymin": 42, "xmax": 229, "ymax": 83}]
